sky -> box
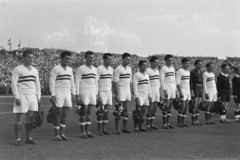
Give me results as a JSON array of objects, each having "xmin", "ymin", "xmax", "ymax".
[{"xmin": 0, "ymin": 0, "xmax": 239, "ymax": 58}]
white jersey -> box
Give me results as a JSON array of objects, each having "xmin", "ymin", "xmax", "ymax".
[
  {"xmin": 114, "ymin": 64, "xmax": 132, "ymax": 88},
  {"xmin": 146, "ymin": 67, "xmax": 161, "ymax": 88},
  {"xmin": 176, "ymin": 68, "xmax": 190, "ymax": 90},
  {"xmin": 133, "ymin": 71, "xmax": 151, "ymax": 97},
  {"xmin": 97, "ymin": 65, "xmax": 113, "ymax": 91},
  {"xmin": 203, "ymin": 71, "xmax": 216, "ymax": 94},
  {"xmin": 50, "ymin": 64, "xmax": 75, "ymax": 96},
  {"xmin": 76, "ymin": 64, "xmax": 98, "ymax": 95},
  {"xmin": 11, "ymin": 64, "xmax": 41, "ymax": 99},
  {"xmin": 160, "ymin": 65, "xmax": 176, "ymax": 90}
]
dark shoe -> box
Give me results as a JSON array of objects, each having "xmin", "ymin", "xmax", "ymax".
[
  {"xmin": 177, "ymin": 123, "xmax": 184, "ymax": 127},
  {"xmin": 115, "ymin": 130, "xmax": 121, "ymax": 135},
  {"xmin": 220, "ymin": 119, "xmax": 226, "ymax": 124},
  {"xmin": 61, "ymin": 135, "xmax": 68, "ymax": 141},
  {"xmin": 14, "ymin": 139, "xmax": 22, "ymax": 146},
  {"xmin": 151, "ymin": 126, "xmax": 159, "ymax": 130},
  {"xmin": 209, "ymin": 120, "xmax": 216, "ymax": 124},
  {"xmin": 55, "ymin": 135, "xmax": 62, "ymax": 141},
  {"xmin": 122, "ymin": 129, "xmax": 132, "ymax": 134},
  {"xmin": 102, "ymin": 130, "xmax": 112, "ymax": 135},
  {"xmin": 139, "ymin": 128, "xmax": 148, "ymax": 132},
  {"xmin": 87, "ymin": 132, "xmax": 95, "ymax": 138},
  {"xmin": 205, "ymin": 121, "xmax": 211, "ymax": 125},
  {"xmin": 147, "ymin": 127, "xmax": 153, "ymax": 131},
  {"xmin": 182, "ymin": 123, "xmax": 189, "ymax": 127},
  {"xmin": 196, "ymin": 121, "xmax": 203, "ymax": 126},
  {"xmin": 98, "ymin": 131, "xmax": 104, "ymax": 136},
  {"xmin": 224, "ymin": 119, "xmax": 230, "ymax": 123},
  {"xmin": 167, "ymin": 124, "xmax": 174, "ymax": 129},
  {"xmin": 162, "ymin": 124, "xmax": 169, "ymax": 129},
  {"xmin": 133, "ymin": 128, "xmax": 141, "ymax": 132},
  {"xmin": 79, "ymin": 133, "xmax": 88, "ymax": 139}
]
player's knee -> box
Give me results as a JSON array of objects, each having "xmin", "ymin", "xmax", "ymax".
[
  {"xmin": 151, "ymin": 112, "xmax": 155, "ymax": 117},
  {"xmin": 60, "ymin": 115, "xmax": 67, "ymax": 125},
  {"xmin": 146, "ymin": 113, "xmax": 151, "ymax": 118},
  {"xmin": 121, "ymin": 109, "xmax": 128, "ymax": 118}
]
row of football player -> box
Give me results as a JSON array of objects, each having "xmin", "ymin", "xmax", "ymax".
[{"xmin": 11, "ymin": 50, "xmax": 240, "ymax": 146}]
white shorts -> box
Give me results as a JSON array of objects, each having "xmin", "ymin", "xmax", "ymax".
[
  {"xmin": 55, "ymin": 90, "xmax": 72, "ymax": 108},
  {"xmin": 99, "ymin": 90, "xmax": 112, "ymax": 105},
  {"xmin": 151, "ymin": 86, "xmax": 160, "ymax": 102},
  {"xmin": 137, "ymin": 93, "xmax": 149, "ymax": 106},
  {"xmin": 162, "ymin": 83, "xmax": 176, "ymax": 99},
  {"xmin": 180, "ymin": 88, "xmax": 191, "ymax": 101},
  {"xmin": 118, "ymin": 87, "xmax": 131, "ymax": 102},
  {"xmin": 203, "ymin": 88, "xmax": 217, "ymax": 102},
  {"xmin": 13, "ymin": 93, "xmax": 38, "ymax": 113},
  {"xmin": 80, "ymin": 88, "xmax": 97, "ymax": 105}
]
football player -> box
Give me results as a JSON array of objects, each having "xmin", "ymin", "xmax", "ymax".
[
  {"xmin": 11, "ymin": 50, "xmax": 41, "ymax": 146},
  {"xmin": 76, "ymin": 51, "xmax": 98, "ymax": 138},
  {"xmin": 160, "ymin": 54, "xmax": 176, "ymax": 129},
  {"xmin": 50, "ymin": 51, "xmax": 76, "ymax": 141},
  {"xmin": 114, "ymin": 53, "xmax": 133, "ymax": 134},
  {"xmin": 232, "ymin": 67, "xmax": 240, "ymax": 122},
  {"xmin": 133, "ymin": 60, "xmax": 152, "ymax": 132}
]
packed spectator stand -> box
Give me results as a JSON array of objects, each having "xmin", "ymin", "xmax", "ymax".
[{"xmin": 0, "ymin": 48, "xmax": 239, "ymax": 95}]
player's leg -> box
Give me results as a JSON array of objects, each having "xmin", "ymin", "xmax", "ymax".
[
  {"xmin": 115, "ymin": 101, "xmax": 123, "ymax": 134},
  {"xmin": 14, "ymin": 113, "xmax": 24, "ymax": 146},
  {"xmin": 223, "ymin": 90, "xmax": 230, "ymax": 123},
  {"xmin": 234, "ymin": 100, "xmax": 240, "ymax": 122},
  {"xmin": 177, "ymin": 100, "xmax": 184, "ymax": 127},
  {"xmin": 182, "ymin": 99, "xmax": 189, "ymax": 127},
  {"xmin": 25, "ymin": 111, "xmax": 37, "ymax": 144},
  {"xmin": 150, "ymin": 102, "xmax": 158, "ymax": 130},
  {"xmin": 195, "ymin": 97, "xmax": 202, "ymax": 126},
  {"xmin": 121, "ymin": 89, "xmax": 131, "ymax": 134},
  {"xmin": 146, "ymin": 103, "xmax": 152, "ymax": 131},
  {"xmin": 85, "ymin": 104, "xmax": 95, "ymax": 138},
  {"xmin": 162, "ymin": 98, "xmax": 169, "ymax": 129},
  {"xmin": 54, "ymin": 92, "xmax": 64, "ymax": 140},
  {"xmin": 139, "ymin": 105, "xmax": 148, "ymax": 132},
  {"xmin": 60, "ymin": 107, "xmax": 70, "ymax": 140},
  {"xmin": 102, "ymin": 91, "xmax": 112, "ymax": 135}
]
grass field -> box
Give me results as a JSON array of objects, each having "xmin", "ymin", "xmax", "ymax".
[{"xmin": 0, "ymin": 96, "xmax": 240, "ymax": 160}]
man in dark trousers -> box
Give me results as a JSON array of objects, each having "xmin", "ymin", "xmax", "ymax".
[{"xmin": 217, "ymin": 64, "xmax": 230, "ymax": 123}]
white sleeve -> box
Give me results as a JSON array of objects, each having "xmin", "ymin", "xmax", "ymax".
[
  {"xmin": 95, "ymin": 69, "xmax": 98, "ymax": 95},
  {"xmin": 160, "ymin": 68, "xmax": 166, "ymax": 90},
  {"xmin": 203, "ymin": 73, "xmax": 208, "ymax": 94},
  {"xmin": 176, "ymin": 70, "xmax": 181, "ymax": 85},
  {"xmin": 35, "ymin": 70, "xmax": 41, "ymax": 99},
  {"xmin": 159, "ymin": 70, "xmax": 161, "ymax": 89},
  {"xmin": 50, "ymin": 67, "xmax": 57, "ymax": 96},
  {"xmin": 11, "ymin": 68, "xmax": 20, "ymax": 99},
  {"xmin": 70, "ymin": 69, "xmax": 75, "ymax": 95},
  {"xmin": 133, "ymin": 73, "xmax": 138, "ymax": 97},
  {"xmin": 113, "ymin": 67, "xmax": 120, "ymax": 82},
  {"xmin": 75, "ymin": 67, "xmax": 82, "ymax": 95},
  {"xmin": 129, "ymin": 68, "xmax": 133, "ymax": 83},
  {"xmin": 148, "ymin": 76, "xmax": 152, "ymax": 97}
]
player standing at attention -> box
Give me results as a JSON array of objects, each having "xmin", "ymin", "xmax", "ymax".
[
  {"xmin": 11, "ymin": 50, "xmax": 41, "ymax": 146},
  {"xmin": 146, "ymin": 56, "xmax": 161, "ymax": 130},
  {"xmin": 96, "ymin": 53, "xmax": 113, "ymax": 135},
  {"xmin": 203, "ymin": 62, "xmax": 217, "ymax": 124},
  {"xmin": 176, "ymin": 58, "xmax": 191, "ymax": 127},
  {"xmin": 114, "ymin": 53, "xmax": 133, "ymax": 134},
  {"xmin": 160, "ymin": 54, "xmax": 176, "ymax": 129},
  {"xmin": 190, "ymin": 60, "xmax": 203, "ymax": 126},
  {"xmin": 217, "ymin": 64, "xmax": 231, "ymax": 123},
  {"xmin": 232, "ymin": 67, "xmax": 240, "ymax": 122},
  {"xmin": 50, "ymin": 51, "xmax": 75, "ymax": 141},
  {"xmin": 76, "ymin": 51, "xmax": 98, "ymax": 138},
  {"xmin": 133, "ymin": 60, "xmax": 152, "ymax": 132}
]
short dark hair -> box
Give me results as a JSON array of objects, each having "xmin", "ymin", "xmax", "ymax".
[
  {"xmin": 206, "ymin": 62, "xmax": 213, "ymax": 68},
  {"xmin": 60, "ymin": 51, "xmax": 71, "ymax": 59},
  {"xmin": 122, "ymin": 52, "xmax": 131, "ymax": 59},
  {"xmin": 138, "ymin": 60, "xmax": 147, "ymax": 67},
  {"xmin": 234, "ymin": 67, "xmax": 239, "ymax": 72},
  {"xmin": 165, "ymin": 54, "xmax": 173, "ymax": 61},
  {"xmin": 85, "ymin": 51, "xmax": 94, "ymax": 58},
  {"xmin": 182, "ymin": 58, "xmax": 189, "ymax": 64},
  {"xmin": 22, "ymin": 50, "xmax": 33, "ymax": 57},
  {"xmin": 221, "ymin": 64, "xmax": 229, "ymax": 69},
  {"xmin": 103, "ymin": 53, "xmax": 112, "ymax": 59},
  {"xmin": 194, "ymin": 60, "xmax": 201, "ymax": 65},
  {"xmin": 150, "ymin": 56, "xmax": 158, "ymax": 63}
]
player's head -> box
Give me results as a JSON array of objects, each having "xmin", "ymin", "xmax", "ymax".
[
  {"xmin": 181, "ymin": 58, "xmax": 190, "ymax": 70},
  {"xmin": 165, "ymin": 54, "xmax": 173, "ymax": 66},
  {"xmin": 60, "ymin": 51, "xmax": 71, "ymax": 66},
  {"xmin": 234, "ymin": 67, "xmax": 240, "ymax": 75},
  {"xmin": 206, "ymin": 62, "xmax": 214, "ymax": 72},
  {"xmin": 194, "ymin": 60, "xmax": 202, "ymax": 70},
  {"xmin": 85, "ymin": 51, "xmax": 94, "ymax": 65},
  {"xmin": 122, "ymin": 52, "xmax": 131, "ymax": 66},
  {"xmin": 22, "ymin": 50, "xmax": 34, "ymax": 66},
  {"xmin": 103, "ymin": 53, "xmax": 112, "ymax": 66},
  {"xmin": 138, "ymin": 60, "xmax": 147, "ymax": 72},
  {"xmin": 221, "ymin": 63, "xmax": 229, "ymax": 74},
  {"xmin": 149, "ymin": 56, "xmax": 159, "ymax": 69}
]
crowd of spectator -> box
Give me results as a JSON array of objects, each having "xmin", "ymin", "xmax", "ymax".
[{"xmin": 0, "ymin": 49, "xmax": 239, "ymax": 95}]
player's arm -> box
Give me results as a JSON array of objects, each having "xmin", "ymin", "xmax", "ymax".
[
  {"xmin": 190, "ymin": 71, "xmax": 194, "ymax": 97},
  {"xmin": 176, "ymin": 70, "xmax": 183, "ymax": 98},
  {"xmin": 96, "ymin": 67, "xmax": 101, "ymax": 96},
  {"xmin": 35, "ymin": 70, "xmax": 41, "ymax": 103},
  {"xmin": 216, "ymin": 76, "xmax": 222, "ymax": 98},
  {"xmin": 129, "ymin": 68, "xmax": 134, "ymax": 96},
  {"xmin": 160, "ymin": 68, "xmax": 167, "ymax": 97},
  {"xmin": 11, "ymin": 68, "xmax": 20, "ymax": 105},
  {"xmin": 203, "ymin": 73, "xmax": 209, "ymax": 99},
  {"xmin": 232, "ymin": 78, "xmax": 237, "ymax": 98},
  {"xmin": 113, "ymin": 68, "xmax": 120, "ymax": 102},
  {"xmin": 95, "ymin": 69, "xmax": 99, "ymax": 100},
  {"xmin": 70, "ymin": 69, "xmax": 76, "ymax": 101},
  {"xmin": 133, "ymin": 73, "xmax": 139, "ymax": 104},
  {"xmin": 75, "ymin": 67, "xmax": 82, "ymax": 102},
  {"xmin": 49, "ymin": 67, "xmax": 57, "ymax": 102},
  {"xmin": 148, "ymin": 76, "xmax": 152, "ymax": 102}
]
